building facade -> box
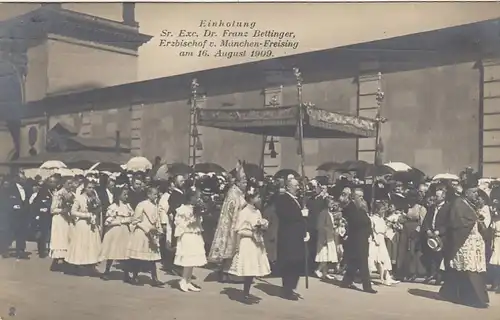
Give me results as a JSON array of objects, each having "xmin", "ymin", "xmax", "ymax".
[{"xmin": 2, "ymin": 7, "xmax": 500, "ymax": 178}]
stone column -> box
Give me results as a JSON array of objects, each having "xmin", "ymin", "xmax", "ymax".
[
  {"xmin": 130, "ymin": 104, "xmax": 143, "ymax": 156},
  {"xmin": 356, "ymin": 73, "xmax": 380, "ymax": 163},
  {"xmin": 262, "ymin": 86, "xmax": 283, "ymax": 176},
  {"xmin": 481, "ymin": 59, "xmax": 500, "ymax": 178}
]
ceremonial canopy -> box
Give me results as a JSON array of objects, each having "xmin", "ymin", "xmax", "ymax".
[{"xmin": 197, "ymin": 105, "xmax": 376, "ymax": 138}]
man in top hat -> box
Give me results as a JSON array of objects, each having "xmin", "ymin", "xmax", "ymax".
[{"xmin": 420, "ymin": 184, "xmax": 450, "ymax": 285}]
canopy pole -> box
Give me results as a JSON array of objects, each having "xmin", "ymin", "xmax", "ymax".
[
  {"xmin": 370, "ymin": 72, "xmax": 388, "ymax": 215},
  {"xmin": 294, "ymin": 67, "xmax": 309, "ymax": 289},
  {"xmin": 189, "ymin": 79, "xmax": 199, "ymax": 168}
]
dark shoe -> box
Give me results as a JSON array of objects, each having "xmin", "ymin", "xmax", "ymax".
[
  {"xmin": 129, "ymin": 277, "xmax": 140, "ymax": 285},
  {"xmin": 50, "ymin": 262, "xmax": 62, "ymax": 272},
  {"xmin": 101, "ymin": 273, "xmax": 110, "ymax": 281},
  {"xmin": 282, "ymin": 292, "xmax": 299, "ymax": 301},
  {"xmin": 363, "ymin": 288, "xmax": 377, "ymax": 294},
  {"xmin": 340, "ymin": 283, "xmax": 358, "ymax": 290},
  {"xmin": 151, "ymin": 279, "xmax": 165, "ymax": 287},
  {"xmin": 17, "ymin": 252, "xmax": 30, "ymax": 260}
]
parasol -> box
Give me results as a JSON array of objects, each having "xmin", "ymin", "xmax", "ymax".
[
  {"xmin": 432, "ymin": 173, "xmax": 460, "ymax": 181},
  {"xmin": 384, "ymin": 162, "xmax": 412, "ymax": 172},
  {"xmin": 124, "ymin": 157, "xmax": 152, "ymax": 172},
  {"xmin": 87, "ymin": 162, "xmax": 123, "ymax": 173},
  {"xmin": 194, "ymin": 162, "xmax": 226, "ymax": 174},
  {"xmin": 40, "ymin": 160, "xmax": 67, "ymax": 169},
  {"xmin": 54, "ymin": 168, "xmax": 76, "ymax": 177}
]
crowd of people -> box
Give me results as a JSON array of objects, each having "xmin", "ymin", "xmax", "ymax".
[{"xmin": 0, "ymin": 161, "xmax": 499, "ymax": 308}]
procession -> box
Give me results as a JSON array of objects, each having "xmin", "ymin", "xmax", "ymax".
[{"xmin": 1, "ymin": 154, "xmax": 499, "ymax": 310}]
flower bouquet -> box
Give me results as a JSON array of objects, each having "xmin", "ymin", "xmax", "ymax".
[
  {"xmin": 60, "ymin": 191, "xmax": 75, "ymax": 218},
  {"xmin": 87, "ymin": 195, "xmax": 102, "ymax": 231}
]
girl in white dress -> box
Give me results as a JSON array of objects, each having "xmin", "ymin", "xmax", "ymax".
[
  {"xmin": 100, "ymin": 187, "xmax": 134, "ymax": 282},
  {"xmin": 174, "ymin": 187, "xmax": 207, "ymax": 292},
  {"xmin": 127, "ymin": 186, "xmax": 164, "ymax": 287},
  {"xmin": 65, "ymin": 180, "xmax": 102, "ymax": 276},
  {"xmin": 314, "ymin": 197, "xmax": 339, "ymax": 280},
  {"xmin": 370, "ymin": 201, "xmax": 399, "ymax": 286},
  {"xmin": 49, "ymin": 177, "xmax": 75, "ymax": 272},
  {"xmin": 228, "ymin": 186, "xmax": 271, "ymax": 300}
]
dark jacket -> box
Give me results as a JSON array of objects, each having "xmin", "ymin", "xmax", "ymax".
[
  {"xmin": 342, "ymin": 201, "xmax": 372, "ymax": 258},
  {"xmin": 275, "ymin": 193, "xmax": 306, "ymax": 264}
]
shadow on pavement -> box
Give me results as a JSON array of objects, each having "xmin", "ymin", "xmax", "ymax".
[
  {"xmin": 220, "ymin": 287, "xmax": 261, "ymax": 305},
  {"xmin": 408, "ymin": 288, "xmax": 444, "ymax": 301},
  {"xmin": 254, "ymin": 283, "xmax": 283, "ymax": 298}
]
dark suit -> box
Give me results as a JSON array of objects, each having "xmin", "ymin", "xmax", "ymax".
[
  {"xmin": 31, "ymin": 188, "xmax": 54, "ymax": 256},
  {"xmin": 341, "ymin": 201, "xmax": 373, "ymax": 290},
  {"xmin": 420, "ymin": 201, "xmax": 450, "ymax": 277},
  {"xmin": 7, "ymin": 183, "xmax": 30, "ymax": 255},
  {"xmin": 275, "ymin": 193, "xmax": 306, "ymax": 293}
]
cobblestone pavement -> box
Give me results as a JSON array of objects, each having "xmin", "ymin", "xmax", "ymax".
[{"xmin": 0, "ymin": 248, "xmax": 499, "ymax": 320}]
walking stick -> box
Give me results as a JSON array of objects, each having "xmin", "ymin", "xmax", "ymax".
[{"xmin": 294, "ymin": 67, "xmax": 309, "ymax": 289}]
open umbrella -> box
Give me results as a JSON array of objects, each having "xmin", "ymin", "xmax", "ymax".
[
  {"xmin": 194, "ymin": 162, "xmax": 226, "ymax": 174},
  {"xmin": 124, "ymin": 157, "xmax": 152, "ymax": 172},
  {"xmin": 40, "ymin": 160, "xmax": 67, "ymax": 169},
  {"xmin": 316, "ymin": 161, "xmax": 342, "ymax": 171},
  {"xmin": 384, "ymin": 162, "xmax": 412, "ymax": 172},
  {"xmin": 55, "ymin": 168, "xmax": 76, "ymax": 177},
  {"xmin": 392, "ymin": 167, "xmax": 426, "ymax": 184},
  {"xmin": 167, "ymin": 162, "xmax": 193, "ymax": 177},
  {"xmin": 433, "ymin": 173, "xmax": 460, "ymax": 181}
]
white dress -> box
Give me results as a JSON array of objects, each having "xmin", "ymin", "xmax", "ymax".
[
  {"xmin": 100, "ymin": 202, "xmax": 133, "ymax": 260},
  {"xmin": 315, "ymin": 210, "xmax": 338, "ymax": 263},
  {"xmin": 49, "ymin": 189, "xmax": 73, "ymax": 259},
  {"xmin": 65, "ymin": 194, "xmax": 102, "ymax": 265},
  {"xmin": 174, "ymin": 205, "xmax": 207, "ymax": 267},
  {"xmin": 491, "ymin": 220, "xmax": 500, "ymax": 265},
  {"xmin": 228, "ymin": 205, "xmax": 271, "ymax": 277},
  {"xmin": 369, "ymin": 215, "xmax": 392, "ymax": 272},
  {"xmin": 127, "ymin": 200, "xmax": 162, "ymax": 261}
]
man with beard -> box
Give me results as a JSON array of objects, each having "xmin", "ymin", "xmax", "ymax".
[
  {"xmin": 32, "ymin": 176, "xmax": 58, "ymax": 258},
  {"xmin": 439, "ymin": 185, "xmax": 489, "ymax": 308},
  {"xmin": 421, "ymin": 185, "xmax": 450, "ymax": 285},
  {"xmin": 339, "ymin": 187, "xmax": 377, "ymax": 294},
  {"xmin": 275, "ymin": 177, "xmax": 309, "ymax": 300}
]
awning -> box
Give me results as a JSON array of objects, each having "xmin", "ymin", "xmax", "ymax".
[{"xmin": 198, "ymin": 105, "xmax": 376, "ymax": 138}]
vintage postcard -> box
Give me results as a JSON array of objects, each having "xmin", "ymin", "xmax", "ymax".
[{"xmin": 1, "ymin": 1, "xmax": 500, "ymax": 319}]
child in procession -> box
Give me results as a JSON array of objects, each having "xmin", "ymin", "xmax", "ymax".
[
  {"xmin": 174, "ymin": 186, "xmax": 207, "ymax": 292},
  {"xmin": 228, "ymin": 185, "xmax": 271, "ymax": 302}
]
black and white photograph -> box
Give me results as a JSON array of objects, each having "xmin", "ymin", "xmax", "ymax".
[{"xmin": 1, "ymin": 1, "xmax": 500, "ymax": 319}]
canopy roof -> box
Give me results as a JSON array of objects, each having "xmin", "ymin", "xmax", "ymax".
[{"xmin": 198, "ymin": 105, "xmax": 376, "ymax": 138}]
